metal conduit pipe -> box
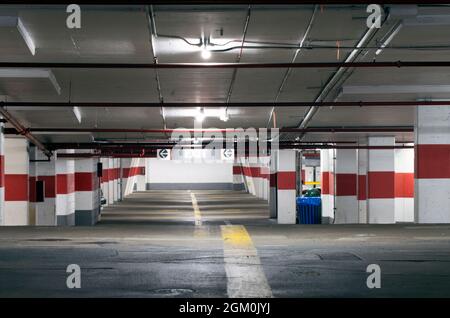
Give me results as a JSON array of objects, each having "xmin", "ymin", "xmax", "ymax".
[
  {"xmin": 0, "ymin": 107, "xmax": 52, "ymax": 157},
  {"xmin": 4, "ymin": 126, "xmax": 414, "ymax": 134},
  {"xmin": 267, "ymin": 4, "xmax": 318, "ymax": 128},
  {"xmin": 1, "ymin": 101, "xmax": 449, "ymax": 108},
  {"xmin": 296, "ymin": 11, "xmax": 390, "ymax": 140},
  {"xmin": 2, "ymin": 61, "xmax": 450, "ymax": 69}
]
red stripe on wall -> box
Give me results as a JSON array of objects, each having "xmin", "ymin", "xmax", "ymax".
[
  {"xmin": 277, "ymin": 171, "xmax": 296, "ymax": 190},
  {"xmin": 122, "ymin": 167, "xmax": 145, "ymax": 178},
  {"xmin": 368, "ymin": 171, "xmax": 395, "ymax": 199},
  {"xmin": 416, "ymin": 144, "xmax": 450, "ymax": 179},
  {"xmin": 270, "ymin": 173, "xmax": 277, "ymax": 187},
  {"xmin": 233, "ymin": 166, "xmax": 243, "ymax": 175},
  {"xmin": 395, "ymin": 173, "xmax": 414, "ymax": 198},
  {"xmin": 5, "ymin": 174, "xmax": 28, "ymax": 201},
  {"xmin": 301, "ymin": 169, "xmax": 305, "ymax": 185},
  {"xmin": 38, "ymin": 176, "xmax": 56, "ymax": 198},
  {"xmin": 75, "ymin": 172, "xmax": 97, "ymax": 191},
  {"xmin": 0, "ymin": 155, "xmax": 4, "ymax": 188},
  {"xmin": 57, "ymin": 174, "xmax": 75, "ymax": 195},
  {"xmin": 358, "ymin": 175, "xmax": 367, "ymax": 200},
  {"xmin": 321, "ymin": 171, "xmax": 334, "ymax": 195},
  {"xmin": 335, "ymin": 173, "xmax": 357, "ymax": 196}
]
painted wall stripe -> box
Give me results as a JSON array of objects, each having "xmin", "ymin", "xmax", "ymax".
[
  {"xmin": 277, "ymin": 171, "xmax": 296, "ymax": 190},
  {"xmin": 335, "ymin": 173, "xmax": 357, "ymax": 196},
  {"xmin": 358, "ymin": 175, "xmax": 367, "ymax": 200},
  {"xmin": 5, "ymin": 174, "xmax": 28, "ymax": 201},
  {"xmin": 75, "ymin": 172, "xmax": 98, "ymax": 192},
  {"xmin": 416, "ymin": 144, "xmax": 450, "ymax": 179},
  {"xmin": 395, "ymin": 173, "xmax": 414, "ymax": 198},
  {"xmin": 368, "ymin": 171, "xmax": 395, "ymax": 199}
]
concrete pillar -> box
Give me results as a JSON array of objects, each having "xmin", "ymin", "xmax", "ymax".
[
  {"xmin": 29, "ymin": 146, "xmax": 56, "ymax": 226},
  {"xmin": 357, "ymin": 148, "xmax": 368, "ymax": 223},
  {"xmin": 320, "ymin": 149, "xmax": 335, "ymax": 224},
  {"xmin": 113, "ymin": 158, "xmax": 120, "ymax": 202},
  {"xmin": 232, "ymin": 164, "xmax": 245, "ymax": 191},
  {"xmin": 121, "ymin": 158, "xmax": 142, "ymax": 197},
  {"xmin": 4, "ymin": 137, "xmax": 29, "ymax": 225},
  {"xmin": 136, "ymin": 158, "xmax": 146, "ymax": 192},
  {"xmin": 107, "ymin": 158, "xmax": 114, "ymax": 204},
  {"xmin": 395, "ymin": 148, "xmax": 414, "ymax": 223},
  {"xmin": 269, "ymin": 151, "xmax": 277, "ymax": 218},
  {"xmin": 56, "ymin": 151, "xmax": 75, "ymax": 226},
  {"xmin": 100, "ymin": 158, "xmax": 110, "ymax": 205},
  {"xmin": 74, "ymin": 158, "xmax": 100, "ymax": 225},
  {"xmin": 0, "ymin": 122, "xmax": 4, "ymax": 225},
  {"xmin": 260, "ymin": 156, "xmax": 270, "ymax": 200},
  {"xmin": 367, "ymin": 136, "xmax": 396, "ymax": 224},
  {"xmin": 415, "ymin": 106, "xmax": 450, "ymax": 223},
  {"xmin": 276, "ymin": 150, "xmax": 296, "ymax": 224},
  {"xmin": 334, "ymin": 149, "xmax": 358, "ymax": 224}
]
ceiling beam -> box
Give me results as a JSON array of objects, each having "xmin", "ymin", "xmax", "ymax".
[{"xmin": 342, "ymin": 85, "xmax": 450, "ymax": 95}]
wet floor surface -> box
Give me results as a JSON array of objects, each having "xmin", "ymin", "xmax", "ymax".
[{"xmin": 0, "ymin": 190, "xmax": 449, "ymax": 297}]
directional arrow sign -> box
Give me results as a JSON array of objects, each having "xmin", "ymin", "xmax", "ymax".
[
  {"xmin": 157, "ymin": 149, "xmax": 170, "ymax": 160},
  {"xmin": 221, "ymin": 149, "xmax": 234, "ymax": 161}
]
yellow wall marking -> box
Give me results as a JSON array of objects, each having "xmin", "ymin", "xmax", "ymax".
[{"xmin": 221, "ymin": 225, "xmax": 273, "ymax": 298}]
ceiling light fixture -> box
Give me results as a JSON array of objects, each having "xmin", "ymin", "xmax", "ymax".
[
  {"xmin": 200, "ymin": 35, "xmax": 211, "ymax": 59},
  {"xmin": 195, "ymin": 107, "xmax": 205, "ymax": 122}
]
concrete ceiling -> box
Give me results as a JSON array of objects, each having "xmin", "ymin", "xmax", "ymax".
[{"xmin": 1, "ymin": 4, "xmax": 449, "ymax": 144}]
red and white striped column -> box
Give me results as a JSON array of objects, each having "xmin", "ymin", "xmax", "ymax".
[
  {"xmin": 4, "ymin": 137, "xmax": 29, "ymax": 225},
  {"xmin": 112, "ymin": 158, "xmax": 120, "ymax": 202},
  {"xmin": 269, "ymin": 150, "xmax": 277, "ymax": 218},
  {"xmin": 334, "ymin": 149, "xmax": 358, "ymax": 224},
  {"xmin": 136, "ymin": 158, "xmax": 146, "ymax": 192},
  {"xmin": 367, "ymin": 136, "xmax": 396, "ymax": 224},
  {"xmin": 0, "ymin": 121, "xmax": 4, "ymax": 225},
  {"xmin": 395, "ymin": 148, "xmax": 414, "ymax": 223},
  {"xmin": 320, "ymin": 149, "xmax": 335, "ymax": 224},
  {"xmin": 276, "ymin": 150, "xmax": 296, "ymax": 224},
  {"xmin": 357, "ymin": 147, "xmax": 368, "ymax": 223},
  {"xmin": 56, "ymin": 150, "xmax": 75, "ymax": 225},
  {"xmin": 74, "ymin": 158, "xmax": 100, "ymax": 225},
  {"xmin": 29, "ymin": 146, "xmax": 56, "ymax": 225},
  {"xmin": 107, "ymin": 158, "xmax": 115, "ymax": 204},
  {"xmin": 415, "ymin": 106, "xmax": 450, "ymax": 223},
  {"xmin": 100, "ymin": 158, "xmax": 111, "ymax": 205},
  {"xmin": 260, "ymin": 156, "xmax": 270, "ymax": 200},
  {"xmin": 232, "ymin": 164, "xmax": 245, "ymax": 191}
]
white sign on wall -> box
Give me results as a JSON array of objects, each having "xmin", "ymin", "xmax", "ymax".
[
  {"xmin": 221, "ymin": 149, "xmax": 234, "ymax": 161},
  {"xmin": 157, "ymin": 149, "xmax": 171, "ymax": 160}
]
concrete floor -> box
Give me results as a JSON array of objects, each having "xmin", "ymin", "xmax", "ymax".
[{"xmin": 0, "ymin": 190, "xmax": 449, "ymax": 298}]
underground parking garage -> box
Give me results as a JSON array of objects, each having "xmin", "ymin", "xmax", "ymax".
[{"xmin": 0, "ymin": 1, "xmax": 450, "ymax": 307}]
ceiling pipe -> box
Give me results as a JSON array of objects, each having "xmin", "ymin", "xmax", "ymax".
[
  {"xmin": 267, "ymin": 4, "xmax": 318, "ymax": 128},
  {"xmin": 2, "ymin": 61, "xmax": 450, "ymax": 69},
  {"xmin": 1, "ymin": 100, "xmax": 449, "ymax": 108},
  {"xmin": 295, "ymin": 9, "xmax": 389, "ymax": 141},
  {"xmin": 0, "ymin": 107, "xmax": 52, "ymax": 157},
  {"xmin": 4, "ymin": 126, "xmax": 414, "ymax": 134}
]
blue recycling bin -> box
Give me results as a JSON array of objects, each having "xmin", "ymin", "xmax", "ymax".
[{"xmin": 296, "ymin": 197, "xmax": 322, "ymax": 224}]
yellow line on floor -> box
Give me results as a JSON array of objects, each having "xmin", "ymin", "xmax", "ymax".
[
  {"xmin": 190, "ymin": 192, "xmax": 202, "ymax": 226},
  {"xmin": 220, "ymin": 225, "xmax": 273, "ymax": 298}
]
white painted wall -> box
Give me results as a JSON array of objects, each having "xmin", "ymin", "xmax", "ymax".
[{"xmin": 147, "ymin": 158, "xmax": 233, "ymax": 184}]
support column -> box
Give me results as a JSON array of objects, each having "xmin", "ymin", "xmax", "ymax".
[
  {"xmin": 100, "ymin": 158, "xmax": 110, "ymax": 205},
  {"xmin": 113, "ymin": 158, "xmax": 120, "ymax": 202},
  {"xmin": 276, "ymin": 150, "xmax": 296, "ymax": 224},
  {"xmin": 358, "ymin": 147, "xmax": 368, "ymax": 224},
  {"xmin": 320, "ymin": 149, "xmax": 335, "ymax": 224},
  {"xmin": 269, "ymin": 151, "xmax": 277, "ymax": 218},
  {"xmin": 4, "ymin": 137, "xmax": 29, "ymax": 225},
  {"xmin": 0, "ymin": 122, "xmax": 4, "ymax": 225},
  {"xmin": 29, "ymin": 146, "xmax": 56, "ymax": 226},
  {"xmin": 395, "ymin": 148, "xmax": 414, "ymax": 223},
  {"xmin": 415, "ymin": 106, "xmax": 450, "ymax": 223},
  {"xmin": 107, "ymin": 158, "xmax": 114, "ymax": 204},
  {"xmin": 367, "ymin": 136, "xmax": 395, "ymax": 224},
  {"xmin": 136, "ymin": 158, "xmax": 146, "ymax": 191},
  {"xmin": 232, "ymin": 164, "xmax": 245, "ymax": 191},
  {"xmin": 56, "ymin": 150, "xmax": 75, "ymax": 225},
  {"xmin": 75, "ymin": 158, "xmax": 100, "ymax": 225},
  {"xmin": 334, "ymin": 149, "xmax": 358, "ymax": 224}
]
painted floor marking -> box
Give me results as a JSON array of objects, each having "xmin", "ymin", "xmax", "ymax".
[{"xmin": 220, "ymin": 225, "xmax": 273, "ymax": 298}]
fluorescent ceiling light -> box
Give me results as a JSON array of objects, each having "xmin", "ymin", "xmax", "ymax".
[
  {"xmin": 0, "ymin": 68, "xmax": 61, "ymax": 95},
  {"xmin": 0, "ymin": 16, "xmax": 35, "ymax": 55},
  {"xmin": 201, "ymin": 47, "xmax": 211, "ymax": 59},
  {"xmin": 375, "ymin": 23, "xmax": 402, "ymax": 56},
  {"xmin": 72, "ymin": 106, "xmax": 82, "ymax": 124}
]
